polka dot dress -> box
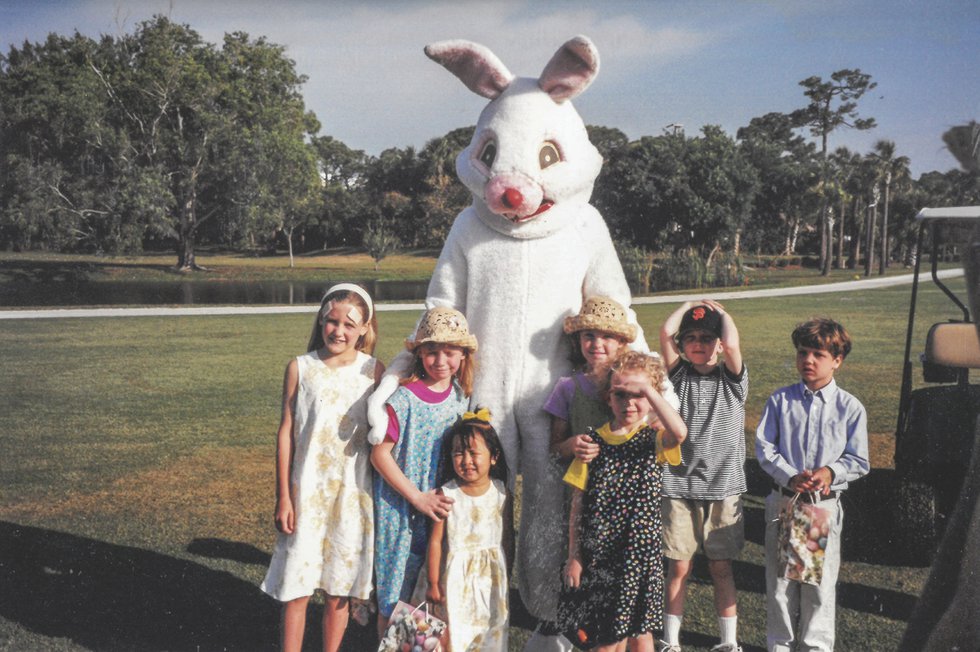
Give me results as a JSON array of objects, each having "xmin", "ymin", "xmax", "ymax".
[{"xmin": 560, "ymin": 425, "xmax": 666, "ymax": 645}]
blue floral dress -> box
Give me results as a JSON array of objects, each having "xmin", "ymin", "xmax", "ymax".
[{"xmin": 373, "ymin": 380, "xmax": 468, "ymax": 617}]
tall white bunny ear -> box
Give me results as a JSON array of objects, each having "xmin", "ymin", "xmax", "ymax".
[
  {"xmin": 539, "ymin": 35, "xmax": 600, "ymax": 103},
  {"xmin": 425, "ymin": 40, "xmax": 515, "ymax": 99}
]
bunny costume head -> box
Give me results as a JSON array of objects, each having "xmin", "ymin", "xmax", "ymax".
[{"xmin": 426, "ymin": 36, "xmax": 602, "ymax": 239}]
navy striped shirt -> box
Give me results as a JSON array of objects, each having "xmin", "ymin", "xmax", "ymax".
[{"xmin": 662, "ymin": 359, "xmax": 748, "ymax": 500}]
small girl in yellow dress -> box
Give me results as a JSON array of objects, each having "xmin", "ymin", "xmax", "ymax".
[{"xmin": 424, "ymin": 410, "xmax": 514, "ymax": 652}]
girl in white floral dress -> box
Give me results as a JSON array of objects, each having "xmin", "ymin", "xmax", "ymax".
[
  {"xmin": 424, "ymin": 410, "xmax": 513, "ymax": 652},
  {"xmin": 261, "ymin": 284, "xmax": 384, "ymax": 652}
]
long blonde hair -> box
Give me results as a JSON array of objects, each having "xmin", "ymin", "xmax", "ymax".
[
  {"xmin": 400, "ymin": 343, "xmax": 476, "ymax": 396},
  {"xmin": 307, "ymin": 286, "xmax": 378, "ymax": 354}
]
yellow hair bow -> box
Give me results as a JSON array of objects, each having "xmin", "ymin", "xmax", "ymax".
[{"xmin": 463, "ymin": 407, "xmax": 491, "ymax": 422}]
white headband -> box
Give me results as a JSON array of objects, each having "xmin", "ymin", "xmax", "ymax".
[{"xmin": 321, "ymin": 283, "xmax": 374, "ymax": 322}]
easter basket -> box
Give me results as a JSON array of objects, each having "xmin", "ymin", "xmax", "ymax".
[
  {"xmin": 777, "ymin": 492, "xmax": 831, "ymax": 586},
  {"xmin": 377, "ymin": 601, "xmax": 447, "ymax": 652}
]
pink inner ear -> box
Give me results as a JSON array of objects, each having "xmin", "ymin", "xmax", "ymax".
[
  {"xmin": 425, "ymin": 40, "xmax": 514, "ymax": 100},
  {"xmin": 539, "ymin": 36, "xmax": 599, "ymax": 103}
]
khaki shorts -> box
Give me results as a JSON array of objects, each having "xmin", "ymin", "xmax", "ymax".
[{"xmin": 662, "ymin": 495, "xmax": 745, "ymax": 560}]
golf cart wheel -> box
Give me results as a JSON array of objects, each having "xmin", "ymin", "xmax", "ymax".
[{"xmin": 896, "ymin": 480, "xmax": 942, "ymax": 564}]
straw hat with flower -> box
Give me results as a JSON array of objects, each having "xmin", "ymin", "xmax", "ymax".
[
  {"xmin": 562, "ymin": 296, "xmax": 637, "ymax": 343},
  {"xmin": 405, "ymin": 307, "xmax": 479, "ymax": 352}
]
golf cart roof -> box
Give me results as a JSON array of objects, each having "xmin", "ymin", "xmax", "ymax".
[{"xmin": 915, "ymin": 206, "xmax": 980, "ymax": 221}]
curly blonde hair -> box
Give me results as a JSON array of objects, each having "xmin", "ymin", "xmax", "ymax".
[{"xmin": 600, "ymin": 350, "xmax": 667, "ymax": 396}]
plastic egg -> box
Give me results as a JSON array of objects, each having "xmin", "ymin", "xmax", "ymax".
[
  {"xmin": 400, "ymin": 643, "xmax": 411, "ymax": 652},
  {"xmin": 819, "ymin": 536, "xmax": 828, "ymax": 550},
  {"xmin": 809, "ymin": 526, "xmax": 821, "ymax": 540},
  {"xmin": 413, "ymin": 646, "xmax": 422, "ymax": 652},
  {"xmin": 423, "ymin": 638, "xmax": 439, "ymax": 651},
  {"xmin": 806, "ymin": 539, "xmax": 820, "ymax": 552},
  {"xmin": 417, "ymin": 622, "xmax": 429, "ymax": 633},
  {"xmin": 415, "ymin": 634, "xmax": 425, "ymax": 645}
]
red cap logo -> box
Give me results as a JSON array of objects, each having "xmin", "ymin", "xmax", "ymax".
[{"xmin": 692, "ymin": 307, "xmax": 706, "ymax": 320}]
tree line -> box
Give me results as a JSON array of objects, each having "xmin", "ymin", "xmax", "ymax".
[{"xmin": 2, "ymin": 16, "xmax": 978, "ymax": 283}]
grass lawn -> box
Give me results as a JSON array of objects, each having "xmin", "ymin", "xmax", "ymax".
[
  {"xmin": 0, "ymin": 278, "xmax": 970, "ymax": 650},
  {"xmin": 0, "ymin": 249, "xmax": 440, "ymax": 285}
]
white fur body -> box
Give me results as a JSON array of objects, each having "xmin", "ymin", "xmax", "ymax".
[{"xmin": 368, "ymin": 36, "xmax": 651, "ymax": 625}]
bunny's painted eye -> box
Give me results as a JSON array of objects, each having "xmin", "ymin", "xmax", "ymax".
[
  {"xmin": 479, "ymin": 141, "xmax": 497, "ymax": 168},
  {"xmin": 539, "ymin": 142, "xmax": 561, "ymax": 169}
]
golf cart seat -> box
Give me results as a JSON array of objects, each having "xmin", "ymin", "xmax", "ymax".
[{"xmin": 923, "ymin": 322, "xmax": 980, "ymax": 382}]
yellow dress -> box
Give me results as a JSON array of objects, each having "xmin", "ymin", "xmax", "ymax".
[
  {"xmin": 441, "ymin": 478, "xmax": 509, "ymax": 652},
  {"xmin": 260, "ymin": 351, "xmax": 376, "ymax": 602}
]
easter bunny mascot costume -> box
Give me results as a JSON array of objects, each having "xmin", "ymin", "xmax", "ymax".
[{"xmin": 367, "ymin": 36, "xmax": 669, "ymax": 650}]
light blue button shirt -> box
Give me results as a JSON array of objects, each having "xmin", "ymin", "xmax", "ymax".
[{"xmin": 755, "ymin": 378, "xmax": 870, "ymax": 490}]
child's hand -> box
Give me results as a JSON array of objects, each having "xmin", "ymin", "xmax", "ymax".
[
  {"xmin": 426, "ymin": 583, "xmax": 444, "ymax": 604},
  {"xmin": 564, "ymin": 557, "xmax": 583, "ymax": 589},
  {"xmin": 412, "ymin": 489, "xmax": 455, "ymax": 521},
  {"xmin": 692, "ymin": 298, "xmax": 726, "ymax": 315},
  {"xmin": 789, "ymin": 469, "xmax": 831, "ymax": 494},
  {"xmin": 610, "ymin": 374, "xmax": 657, "ymax": 398},
  {"xmin": 569, "ymin": 434, "xmax": 599, "ymax": 463},
  {"xmin": 275, "ymin": 498, "xmax": 295, "ymax": 534}
]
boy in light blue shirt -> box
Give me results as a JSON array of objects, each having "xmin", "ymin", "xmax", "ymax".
[{"xmin": 755, "ymin": 318, "xmax": 869, "ymax": 652}]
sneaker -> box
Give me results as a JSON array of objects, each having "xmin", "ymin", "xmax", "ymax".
[
  {"xmin": 656, "ymin": 640, "xmax": 682, "ymax": 652},
  {"xmin": 709, "ymin": 644, "xmax": 743, "ymax": 652}
]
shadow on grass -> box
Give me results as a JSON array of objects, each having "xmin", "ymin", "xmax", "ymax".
[
  {"xmin": 187, "ymin": 537, "xmax": 270, "ymax": 566},
  {"xmin": 0, "ymin": 522, "xmax": 376, "ymax": 651}
]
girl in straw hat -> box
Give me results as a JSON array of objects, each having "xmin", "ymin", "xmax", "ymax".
[
  {"xmin": 371, "ymin": 307, "xmax": 477, "ymax": 631},
  {"xmin": 546, "ymin": 296, "xmax": 639, "ymax": 464}
]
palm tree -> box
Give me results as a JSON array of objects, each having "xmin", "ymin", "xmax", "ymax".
[
  {"xmin": 870, "ymin": 140, "xmax": 911, "ymax": 274},
  {"xmin": 830, "ymin": 147, "xmax": 862, "ymax": 268}
]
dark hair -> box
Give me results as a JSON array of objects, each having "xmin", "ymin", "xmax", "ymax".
[
  {"xmin": 307, "ymin": 286, "xmax": 378, "ymax": 354},
  {"xmin": 791, "ymin": 317, "xmax": 852, "ymax": 360},
  {"xmin": 438, "ymin": 414, "xmax": 509, "ymax": 486}
]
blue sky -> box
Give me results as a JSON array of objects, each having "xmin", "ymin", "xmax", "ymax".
[{"xmin": 2, "ymin": 0, "xmax": 978, "ymax": 176}]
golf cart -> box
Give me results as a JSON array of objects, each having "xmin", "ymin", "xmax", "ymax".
[{"xmin": 894, "ymin": 206, "xmax": 980, "ymax": 562}]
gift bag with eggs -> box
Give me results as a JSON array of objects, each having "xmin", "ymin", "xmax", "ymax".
[
  {"xmin": 377, "ymin": 601, "xmax": 447, "ymax": 652},
  {"xmin": 777, "ymin": 492, "xmax": 831, "ymax": 586}
]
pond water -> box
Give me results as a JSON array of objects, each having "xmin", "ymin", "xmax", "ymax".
[{"xmin": 0, "ymin": 279, "xmax": 430, "ymax": 307}]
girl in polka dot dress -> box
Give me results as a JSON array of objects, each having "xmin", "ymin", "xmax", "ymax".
[
  {"xmin": 560, "ymin": 350, "xmax": 687, "ymax": 651},
  {"xmin": 370, "ymin": 307, "xmax": 477, "ymax": 632}
]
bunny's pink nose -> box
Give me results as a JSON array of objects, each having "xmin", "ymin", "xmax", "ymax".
[{"xmin": 503, "ymin": 188, "xmax": 524, "ymax": 210}]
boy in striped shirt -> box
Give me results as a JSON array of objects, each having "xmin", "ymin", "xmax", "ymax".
[{"xmin": 657, "ymin": 301, "xmax": 748, "ymax": 652}]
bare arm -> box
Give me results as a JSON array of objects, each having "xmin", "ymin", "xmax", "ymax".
[
  {"xmin": 426, "ymin": 496, "xmax": 447, "ymax": 604},
  {"xmin": 502, "ymin": 492, "xmax": 515, "ymax": 575},
  {"xmin": 274, "ymin": 359, "xmax": 299, "ymax": 534},
  {"xmin": 612, "ymin": 372, "xmax": 688, "ymax": 449},
  {"xmin": 660, "ymin": 301, "xmax": 696, "ymax": 370},
  {"xmin": 648, "ymin": 386, "xmax": 688, "ymax": 449},
  {"xmin": 565, "ymin": 488, "xmax": 585, "ymax": 588},
  {"xmin": 709, "ymin": 301, "xmax": 743, "ymax": 376},
  {"xmin": 371, "ymin": 440, "xmax": 454, "ymax": 520}
]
